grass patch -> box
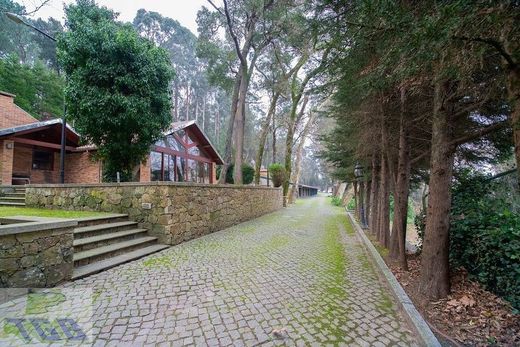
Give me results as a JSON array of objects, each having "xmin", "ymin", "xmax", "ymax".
[
  {"xmin": 365, "ymin": 232, "xmax": 390, "ymax": 257},
  {"xmin": 0, "ymin": 207, "xmax": 107, "ymax": 218}
]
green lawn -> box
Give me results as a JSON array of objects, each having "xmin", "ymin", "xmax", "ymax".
[{"xmin": 0, "ymin": 207, "xmax": 107, "ymax": 219}]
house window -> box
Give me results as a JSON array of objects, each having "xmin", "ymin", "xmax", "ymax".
[
  {"xmin": 150, "ymin": 151, "xmax": 163, "ymax": 181},
  {"xmin": 32, "ymin": 150, "xmax": 54, "ymax": 170}
]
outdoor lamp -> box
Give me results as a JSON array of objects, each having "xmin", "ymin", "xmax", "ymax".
[
  {"xmin": 354, "ymin": 163, "xmax": 363, "ymax": 179},
  {"xmin": 6, "ymin": 12, "xmax": 23, "ymax": 24}
]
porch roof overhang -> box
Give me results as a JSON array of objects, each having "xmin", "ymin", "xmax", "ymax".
[
  {"xmin": 166, "ymin": 120, "xmax": 224, "ymax": 165},
  {"xmin": 0, "ymin": 119, "xmax": 81, "ymax": 151}
]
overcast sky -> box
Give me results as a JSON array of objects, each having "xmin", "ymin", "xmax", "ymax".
[{"xmin": 15, "ymin": 0, "xmax": 207, "ymax": 34}]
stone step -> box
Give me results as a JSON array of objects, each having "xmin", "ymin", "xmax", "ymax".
[
  {"xmin": 72, "ymin": 244, "xmax": 169, "ymax": 280},
  {"xmin": 74, "ymin": 214, "xmax": 130, "ymax": 228},
  {"xmin": 73, "ymin": 236, "xmax": 158, "ymax": 265},
  {"xmin": 73, "ymin": 228, "xmax": 148, "ymax": 252},
  {"xmin": 74, "ymin": 221, "xmax": 138, "ymax": 238},
  {"xmin": 0, "ymin": 197, "xmax": 26, "ymax": 202},
  {"xmin": 3, "ymin": 192, "xmax": 25, "ymax": 197},
  {"xmin": 0, "ymin": 202, "xmax": 26, "ymax": 206}
]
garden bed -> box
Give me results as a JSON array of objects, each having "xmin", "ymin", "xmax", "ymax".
[{"xmin": 366, "ymin": 232, "xmax": 520, "ymax": 346}]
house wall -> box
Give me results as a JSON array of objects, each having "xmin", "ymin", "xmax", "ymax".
[
  {"xmin": 0, "ymin": 140, "xmax": 14, "ymax": 185},
  {"xmin": 65, "ymin": 151, "xmax": 101, "ymax": 184},
  {"xmin": 26, "ymin": 182, "xmax": 283, "ymax": 245},
  {"xmin": 11, "ymin": 144, "xmax": 60, "ymax": 184},
  {"xmin": 0, "ymin": 92, "xmax": 38, "ymax": 129}
]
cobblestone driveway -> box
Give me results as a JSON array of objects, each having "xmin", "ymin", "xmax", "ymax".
[{"xmin": 70, "ymin": 196, "xmax": 416, "ymax": 346}]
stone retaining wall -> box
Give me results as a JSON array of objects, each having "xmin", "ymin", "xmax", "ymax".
[
  {"xmin": 0, "ymin": 218, "xmax": 76, "ymax": 288},
  {"xmin": 26, "ymin": 183, "xmax": 283, "ymax": 245}
]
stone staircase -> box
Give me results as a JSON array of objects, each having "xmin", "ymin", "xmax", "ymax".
[
  {"xmin": 72, "ymin": 214, "xmax": 169, "ymax": 280},
  {"xmin": 0, "ymin": 187, "xmax": 26, "ymax": 206}
]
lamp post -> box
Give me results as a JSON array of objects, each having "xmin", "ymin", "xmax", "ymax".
[
  {"xmin": 6, "ymin": 12, "xmax": 66, "ymax": 184},
  {"xmin": 354, "ymin": 163, "xmax": 367, "ymax": 228}
]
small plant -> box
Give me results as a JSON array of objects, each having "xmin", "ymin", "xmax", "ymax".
[
  {"xmin": 330, "ymin": 196, "xmax": 342, "ymax": 206},
  {"xmin": 217, "ymin": 163, "xmax": 255, "ymax": 184},
  {"xmin": 347, "ymin": 197, "xmax": 356, "ymax": 210},
  {"xmin": 268, "ymin": 163, "xmax": 286, "ymax": 187}
]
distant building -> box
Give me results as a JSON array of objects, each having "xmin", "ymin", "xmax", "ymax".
[
  {"xmin": 258, "ymin": 168, "xmax": 318, "ymax": 197},
  {"xmin": 0, "ymin": 91, "xmax": 223, "ymax": 185}
]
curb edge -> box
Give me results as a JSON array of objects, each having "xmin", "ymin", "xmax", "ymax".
[{"xmin": 346, "ymin": 210, "xmax": 441, "ymax": 347}]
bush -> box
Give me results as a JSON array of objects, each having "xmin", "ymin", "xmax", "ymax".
[
  {"xmin": 217, "ymin": 164, "xmax": 255, "ymax": 184},
  {"xmin": 268, "ymin": 164, "xmax": 286, "ymax": 187},
  {"xmin": 347, "ymin": 197, "xmax": 356, "ymax": 210},
  {"xmin": 331, "ymin": 196, "xmax": 342, "ymax": 206},
  {"xmin": 417, "ymin": 172, "xmax": 520, "ymax": 310},
  {"xmin": 242, "ymin": 164, "xmax": 255, "ymax": 184}
]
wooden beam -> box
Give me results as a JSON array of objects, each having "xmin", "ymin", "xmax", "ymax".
[
  {"xmin": 11, "ymin": 137, "xmax": 77, "ymax": 152},
  {"xmin": 153, "ymin": 145, "xmax": 214, "ymax": 164}
]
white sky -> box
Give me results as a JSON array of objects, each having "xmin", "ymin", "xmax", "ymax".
[{"xmin": 15, "ymin": 0, "xmax": 207, "ymax": 34}]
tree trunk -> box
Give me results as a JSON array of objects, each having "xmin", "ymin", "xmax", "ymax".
[
  {"xmin": 202, "ymin": 97, "xmax": 206, "ymax": 131},
  {"xmin": 369, "ymin": 154, "xmax": 380, "ymax": 234},
  {"xmin": 341, "ymin": 183, "xmax": 352, "ymax": 206},
  {"xmin": 185, "ymin": 85, "xmax": 190, "ymax": 121},
  {"xmin": 218, "ymin": 69, "xmax": 242, "ymax": 184},
  {"xmin": 419, "ymin": 80, "xmax": 456, "ymax": 300},
  {"xmin": 365, "ymin": 179, "xmax": 372, "ymax": 227},
  {"xmin": 174, "ymin": 81, "xmax": 179, "ymax": 121},
  {"xmin": 378, "ymin": 152, "xmax": 390, "ymax": 248},
  {"xmin": 283, "ymin": 96, "xmax": 309, "ymax": 206},
  {"xmin": 272, "ymin": 119, "xmax": 277, "ymax": 163},
  {"xmin": 388, "ymin": 93, "xmax": 411, "ymax": 270},
  {"xmin": 255, "ymin": 92, "xmax": 280, "ymax": 184},
  {"xmin": 506, "ymin": 66, "xmax": 520, "ymax": 189},
  {"xmin": 288, "ymin": 111, "xmax": 316, "ymax": 204},
  {"xmin": 233, "ymin": 73, "xmax": 247, "ymax": 184}
]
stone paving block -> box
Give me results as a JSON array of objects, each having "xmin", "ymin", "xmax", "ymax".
[{"xmin": 48, "ymin": 196, "xmax": 419, "ymax": 346}]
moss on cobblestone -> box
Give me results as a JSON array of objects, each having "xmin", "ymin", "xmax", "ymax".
[
  {"xmin": 377, "ymin": 293, "xmax": 394, "ymax": 314},
  {"xmin": 143, "ymin": 255, "xmax": 173, "ymax": 267}
]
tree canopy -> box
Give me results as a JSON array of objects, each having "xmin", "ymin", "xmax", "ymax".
[{"xmin": 57, "ymin": 0, "xmax": 174, "ymax": 180}]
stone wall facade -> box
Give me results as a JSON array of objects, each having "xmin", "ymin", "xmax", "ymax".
[
  {"xmin": 26, "ymin": 183, "xmax": 283, "ymax": 245},
  {"xmin": 0, "ymin": 218, "xmax": 76, "ymax": 288}
]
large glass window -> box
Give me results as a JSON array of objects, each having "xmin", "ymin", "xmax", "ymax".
[
  {"xmin": 150, "ymin": 152, "xmax": 163, "ymax": 181},
  {"xmin": 164, "ymin": 155, "xmax": 175, "ymax": 181},
  {"xmin": 188, "ymin": 146, "xmax": 200, "ymax": 156},
  {"xmin": 176, "ymin": 156, "xmax": 185, "ymax": 182},
  {"xmin": 187, "ymin": 159, "xmax": 198, "ymax": 182},
  {"xmin": 151, "ymin": 129, "xmax": 215, "ymax": 183}
]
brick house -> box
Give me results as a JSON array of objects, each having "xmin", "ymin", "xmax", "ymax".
[{"xmin": 0, "ymin": 91, "xmax": 223, "ymax": 185}]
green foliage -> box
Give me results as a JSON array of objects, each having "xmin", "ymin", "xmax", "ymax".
[
  {"xmin": 268, "ymin": 163, "xmax": 286, "ymax": 188},
  {"xmin": 241, "ymin": 164, "xmax": 255, "ymax": 185},
  {"xmin": 347, "ymin": 197, "xmax": 356, "ymax": 210},
  {"xmin": 58, "ymin": 0, "xmax": 173, "ymax": 181},
  {"xmin": 450, "ymin": 172, "xmax": 520, "ymax": 310},
  {"xmin": 330, "ymin": 196, "xmax": 342, "ymax": 206},
  {"xmin": 417, "ymin": 171, "xmax": 520, "ymax": 309},
  {"xmin": 389, "ymin": 195, "xmax": 415, "ymax": 224},
  {"xmin": 217, "ymin": 163, "xmax": 255, "ymax": 184},
  {"xmin": 0, "ymin": 55, "xmax": 64, "ymax": 119}
]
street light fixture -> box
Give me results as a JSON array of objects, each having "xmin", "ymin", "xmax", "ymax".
[
  {"xmin": 354, "ymin": 163, "xmax": 363, "ymax": 179},
  {"xmin": 5, "ymin": 12, "xmax": 67, "ymax": 184},
  {"xmin": 354, "ymin": 163, "xmax": 367, "ymax": 228}
]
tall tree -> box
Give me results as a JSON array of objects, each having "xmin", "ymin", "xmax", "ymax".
[{"xmin": 58, "ymin": 0, "xmax": 173, "ymax": 180}]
